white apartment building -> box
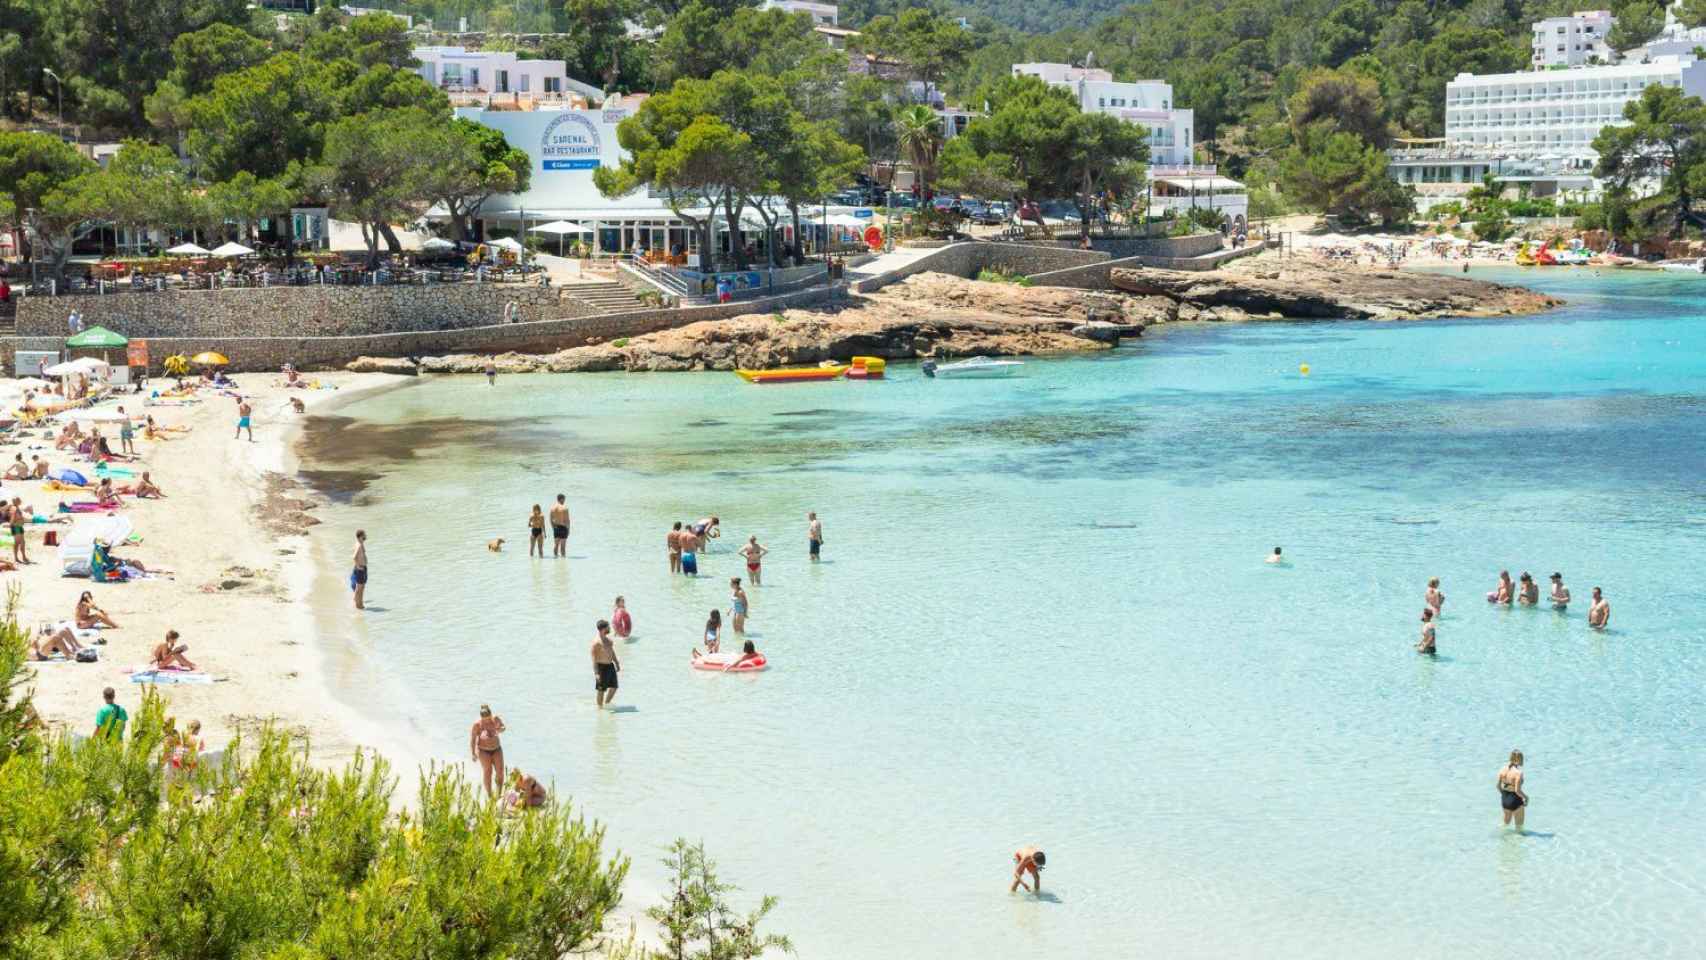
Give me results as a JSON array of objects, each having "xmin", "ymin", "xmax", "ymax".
[
  {"xmin": 1532, "ymin": 11, "xmax": 1614, "ymax": 69},
  {"xmin": 1011, "ymin": 63, "xmax": 1195, "ymax": 165},
  {"xmin": 413, "ymin": 47, "xmax": 572, "ymax": 100},
  {"xmin": 760, "ymin": 0, "xmax": 838, "ymax": 26}
]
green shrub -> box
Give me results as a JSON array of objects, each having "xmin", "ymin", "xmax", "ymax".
[
  {"xmin": 612, "ymin": 338, "xmax": 630, "ymax": 348},
  {"xmin": 975, "ymin": 267, "xmax": 1031, "ymax": 286},
  {"xmin": 0, "ymin": 604, "xmax": 630, "ymax": 958},
  {"xmin": 644, "ymin": 839, "xmax": 792, "ymax": 960}
]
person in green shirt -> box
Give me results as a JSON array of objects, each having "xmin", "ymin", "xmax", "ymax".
[{"xmin": 95, "ymin": 687, "xmax": 127, "ymax": 741}]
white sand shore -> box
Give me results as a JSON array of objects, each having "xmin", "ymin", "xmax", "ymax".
[{"xmin": 11, "ymin": 369, "xmax": 424, "ymax": 774}]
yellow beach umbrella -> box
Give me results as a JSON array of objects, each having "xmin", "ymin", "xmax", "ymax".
[{"xmin": 191, "ymin": 351, "xmax": 230, "ymax": 366}]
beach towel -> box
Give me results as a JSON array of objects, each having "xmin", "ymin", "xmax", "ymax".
[
  {"xmin": 128, "ymin": 669, "xmax": 215, "ymax": 684},
  {"xmin": 45, "ymin": 480, "xmax": 87, "ymax": 492}
]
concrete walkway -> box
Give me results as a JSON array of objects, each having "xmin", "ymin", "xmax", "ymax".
[{"xmin": 845, "ymin": 246, "xmax": 939, "ymax": 279}]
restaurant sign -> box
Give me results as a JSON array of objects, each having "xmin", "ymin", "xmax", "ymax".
[{"xmin": 541, "ymin": 113, "xmax": 603, "ymax": 171}]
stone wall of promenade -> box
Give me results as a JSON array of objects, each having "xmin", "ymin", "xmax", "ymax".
[
  {"xmin": 1026, "ymin": 239, "xmax": 1277, "ymax": 289},
  {"xmin": 3, "ymin": 285, "xmax": 842, "ymax": 374},
  {"xmin": 13, "ymin": 283, "xmax": 597, "ymax": 339}
]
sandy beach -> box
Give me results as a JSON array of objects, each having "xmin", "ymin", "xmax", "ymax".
[{"xmin": 10, "ymin": 368, "xmax": 424, "ymax": 774}]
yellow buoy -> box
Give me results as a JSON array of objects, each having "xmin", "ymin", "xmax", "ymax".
[{"xmin": 1299, "ymin": 363, "xmax": 1311, "ymax": 376}]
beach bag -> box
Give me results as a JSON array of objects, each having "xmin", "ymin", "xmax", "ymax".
[
  {"xmin": 43, "ymin": 530, "xmax": 58, "ymax": 546},
  {"xmin": 76, "ymin": 648, "xmax": 98, "ymax": 663}
]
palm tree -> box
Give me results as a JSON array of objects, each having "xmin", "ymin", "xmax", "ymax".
[{"xmin": 894, "ymin": 104, "xmax": 943, "ymax": 199}]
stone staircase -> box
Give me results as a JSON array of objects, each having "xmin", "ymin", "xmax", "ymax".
[
  {"xmin": 563, "ymin": 281, "xmax": 649, "ymax": 314},
  {"xmin": 0, "ymin": 301, "xmax": 15, "ymax": 336}
]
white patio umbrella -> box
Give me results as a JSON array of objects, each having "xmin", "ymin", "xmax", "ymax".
[
  {"xmin": 420, "ymin": 237, "xmax": 456, "ymax": 252},
  {"xmin": 528, "ymin": 220, "xmax": 588, "ymax": 255},
  {"xmin": 210, "ymin": 241, "xmax": 255, "ymax": 257},
  {"xmin": 489, "ymin": 237, "xmax": 525, "ymax": 251},
  {"xmin": 166, "ymin": 242, "xmax": 211, "ymax": 256}
]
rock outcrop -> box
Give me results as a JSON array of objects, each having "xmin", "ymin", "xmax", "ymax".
[
  {"xmin": 345, "ymin": 356, "xmax": 420, "ymax": 375},
  {"xmin": 1109, "ymin": 256, "xmax": 1561, "ymax": 321}
]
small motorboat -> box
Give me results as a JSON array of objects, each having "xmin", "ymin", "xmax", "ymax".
[
  {"xmin": 922, "ymin": 356, "xmax": 1025, "ymax": 379},
  {"xmin": 734, "ymin": 362, "xmax": 849, "ymax": 384},
  {"xmin": 1657, "ymin": 257, "xmax": 1706, "ymax": 274}
]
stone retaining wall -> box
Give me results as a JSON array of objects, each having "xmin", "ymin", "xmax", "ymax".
[
  {"xmin": 14, "ymin": 283, "xmax": 598, "ymax": 339},
  {"xmin": 3, "ymin": 285, "xmax": 842, "ymax": 374},
  {"xmin": 1092, "ymin": 233, "xmax": 1224, "ymax": 259}
]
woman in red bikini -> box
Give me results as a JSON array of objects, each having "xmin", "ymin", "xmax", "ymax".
[{"xmin": 738, "ymin": 535, "xmax": 769, "ymax": 586}]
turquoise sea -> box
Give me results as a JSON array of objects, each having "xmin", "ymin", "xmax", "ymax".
[{"xmin": 303, "ymin": 267, "xmax": 1706, "ymax": 958}]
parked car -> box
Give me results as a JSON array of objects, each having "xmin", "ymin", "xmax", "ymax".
[
  {"xmin": 985, "ymin": 201, "xmax": 1011, "ymax": 223},
  {"xmin": 884, "ymin": 192, "xmax": 918, "ymax": 209},
  {"xmin": 1038, "ymin": 200, "xmax": 1082, "ymax": 223}
]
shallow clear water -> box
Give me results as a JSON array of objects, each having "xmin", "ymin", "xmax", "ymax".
[{"xmin": 307, "ymin": 267, "xmax": 1706, "ymax": 958}]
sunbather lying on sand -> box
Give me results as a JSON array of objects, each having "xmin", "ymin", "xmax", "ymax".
[
  {"xmin": 118, "ymin": 472, "xmax": 165, "ymax": 498},
  {"xmin": 33, "ymin": 625, "xmax": 85, "ymax": 660}
]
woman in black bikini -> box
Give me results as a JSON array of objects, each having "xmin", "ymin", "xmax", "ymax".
[
  {"xmin": 1498, "ymin": 750, "xmax": 1527, "ymax": 831},
  {"xmin": 470, "ymin": 704, "xmax": 507, "ymax": 799},
  {"xmin": 527, "ymin": 504, "xmax": 545, "ymax": 558}
]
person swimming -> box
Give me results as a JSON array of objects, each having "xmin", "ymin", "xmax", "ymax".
[
  {"xmin": 1265, "ymin": 546, "xmax": 1285, "ymax": 564},
  {"xmin": 1548, "ymin": 572, "xmax": 1570, "ymax": 610},
  {"xmin": 1487, "ymin": 570, "xmax": 1513, "ymax": 604},
  {"xmin": 1417, "ymin": 607, "xmax": 1437, "ymax": 655},
  {"xmin": 1516, "ymin": 572, "xmax": 1539, "ymax": 606},
  {"xmin": 1497, "ymin": 750, "xmax": 1527, "ymax": 831},
  {"xmin": 730, "ymin": 639, "xmax": 762, "ymax": 669}
]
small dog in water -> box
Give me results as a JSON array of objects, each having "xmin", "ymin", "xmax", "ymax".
[{"xmin": 487, "ymin": 538, "xmax": 506, "ymax": 553}]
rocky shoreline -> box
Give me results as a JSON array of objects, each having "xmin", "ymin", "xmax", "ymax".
[{"xmin": 346, "ymin": 253, "xmax": 1562, "ymax": 375}]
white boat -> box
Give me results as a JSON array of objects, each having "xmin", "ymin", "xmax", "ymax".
[
  {"xmin": 922, "ymin": 356, "xmax": 1025, "ymax": 379},
  {"xmin": 1657, "ymin": 257, "xmax": 1706, "ymax": 274}
]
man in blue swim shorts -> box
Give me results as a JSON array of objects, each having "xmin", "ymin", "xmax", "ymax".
[{"xmin": 235, "ymin": 398, "xmax": 253, "ymax": 441}]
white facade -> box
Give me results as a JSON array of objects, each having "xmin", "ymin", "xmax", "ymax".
[
  {"xmin": 1011, "ymin": 62, "xmax": 1195, "ymax": 165},
  {"xmin": 1445, "ymin": 56, "xmax": 1706, "ymax": 156},
  {"xmin": 414, "ymin": 47, "xmax": 570, "ymax": 98},
  {"xmin": 1532, "ymin": 11, "xmax": 1615, "ymax": 69},
  {"xmin": 760, "ymin": 0, "xmax": 838, "ymax": 26}
]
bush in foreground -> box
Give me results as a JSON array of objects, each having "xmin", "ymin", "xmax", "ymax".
[{"xmin": 0, "ymin": 609, "xmax": 631, "ymax": 959}]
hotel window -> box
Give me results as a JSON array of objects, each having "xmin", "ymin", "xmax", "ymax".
[
  {"xmin": 1098, "ymin": 97, "xmax": 1106, "ymax": 107},
  {"xmin": 468, "ymin": 68, "xmax": 480, "ymax": 87},
  {"xmin": 520, "ymin": 74, "xmax": 530, "ymax": 92},
  {"xmin": 544, "ymin": 77, "xmax": 562, "ymax": 93}
]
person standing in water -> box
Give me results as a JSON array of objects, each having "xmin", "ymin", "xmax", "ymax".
[
  {"xmin": 729, "ymin": 578, "xmax": 749, "ymax": 636},
  {"xmin": 1425, "ymin": 577, "xmax": 1446, "ymax": 616},
  {"xmin": 1488, "ymin": 570, "xmax": 1514, "ymax": 604},
  {"xmin": 807, "ymin": 511, "xmax": 824, "ymax": 562},
  {"xmin": 680, "ymin": 526, "xmax": 699, "ymax": 577},
  {"xmin": 528, "ymin": 504, "xmax": 545, "ymax": 558},
  {"xmin": 591, "ymin": 620, "xmax": 620, "ymax": 709},
  {"xmin": 702, "ymin": 609, "xmax": 722, "ymax": 653},
  {"xmin": 550, "ymin": 494, "xmax": 570, "ymax": 558},
  {"xmin": 739, "ymin": 535, "xmax": 769, "ymax": 586},
  {"xmin": 1588, "ymin": 587, "xmax": 1611, "ymax": 629},
  {"xmin": 1548, "ymin": 572, "xmax": 1571, "ymax": 610},
  {"xmin": 484, "ymin": 358, "xmax": 497, "ymax": 385},
  {"xmin": 234, "ymin": 397, "xmax": 253, "ymax": 442},
  {"xmin": 1517, "ymin": 572, "xmax": 1539, "ymax": 606},
  {"xmin": 1497, "ymin": 750, "xmax": 1527, "ymax": 831},
  {"xmin": 351, "ymin": 530, "xmax": 368, "ymax": 610},
  {"xmin": 612, "ymin": 596, "xmax": 632, "ymax": 639},
  {"xmin": 1417, "ymin": 608, "xmax": 1438, "ymax": 655},
  {"xmin": 1010, "ymin": 847, "xmax": 1046, "ymax": 894},
  {"xmin": 667, "ymin": 522, "xmax": 683, "ymax": 573},
  {"xmin": 469, "ymin": 704, "xmax": 506, "ymax": 799}
]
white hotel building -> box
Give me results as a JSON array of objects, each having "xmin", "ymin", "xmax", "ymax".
[{"xmin": 1389, "ymin": 6, "xmax": 1706, "ymax": 207}]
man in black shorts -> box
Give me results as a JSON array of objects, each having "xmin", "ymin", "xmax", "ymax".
[
  {"xmin": 591, "ymin": 619, "xmax": 620, "ymax": 709},
  {"xmin": 550, "ymin": 494, "xmax": 570, "ymax": 558}
]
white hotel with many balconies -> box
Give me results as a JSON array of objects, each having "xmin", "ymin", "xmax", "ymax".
[{"xmin": 1389, "ymin": 5, "xmax": 1706, "ymax": 208}]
